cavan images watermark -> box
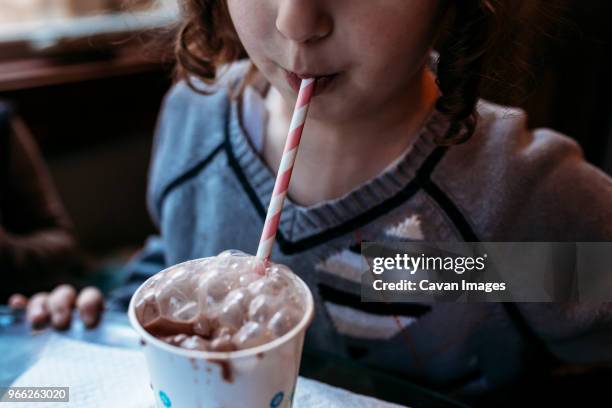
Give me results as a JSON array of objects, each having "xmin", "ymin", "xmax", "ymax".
[{"xmin": 360, "ymin": 242, "xmax": 612, "ymax": 302}]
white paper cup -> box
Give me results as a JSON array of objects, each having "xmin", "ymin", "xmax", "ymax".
[{"xmin": 128, "ymin": 258, "xmax": 314, "ymax": 408}]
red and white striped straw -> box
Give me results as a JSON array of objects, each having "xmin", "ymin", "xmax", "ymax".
[{"xmin": 256, "ymin": 78, "xmax": 315, "ymax": 262}]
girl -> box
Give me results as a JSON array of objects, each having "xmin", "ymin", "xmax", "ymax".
[{"xmin": 13, "ymin": 0, "xmax": 612, "ymax": 399}]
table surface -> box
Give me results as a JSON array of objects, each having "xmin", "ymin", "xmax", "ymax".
[{"xmin": 0, "ymin": 306, "xmax": 469, "ymax": 408}]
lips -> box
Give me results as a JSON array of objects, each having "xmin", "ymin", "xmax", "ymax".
[{"xmin": 284, "ymin": 69, "xmax": 339, "ymax": 96}]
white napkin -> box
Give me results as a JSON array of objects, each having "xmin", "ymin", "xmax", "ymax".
[{"xmin": 9, "ymin": 336, "xmax": 406, "ymax": 407}]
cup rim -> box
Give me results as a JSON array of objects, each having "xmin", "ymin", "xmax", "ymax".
[{"xmin": 128, "ymin": 257, "xmax": 315, "ymax": 360}]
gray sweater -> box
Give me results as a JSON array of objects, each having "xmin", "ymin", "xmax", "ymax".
[{"xmin": 113, "ymin": 61, "xmax": 612, "ymax": 394}]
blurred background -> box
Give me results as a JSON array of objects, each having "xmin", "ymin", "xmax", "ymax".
[
  {"xmin": 0, "ymin": 0, "xmax": 177, "ymax": 298},
  {"xmin": 0, "ymin": 0, "xmax": 611, "ymax": 299}
]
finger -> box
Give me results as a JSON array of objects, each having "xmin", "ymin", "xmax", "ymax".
[
  {"xmin": 48, "ymin": 284, "xmax": 77, "ymax": 329},
  {"xmin": 76, "ymin": 287, "xmax": 104, "ymax": 328},
  {"xmin": 26, "ymin": 293, "xmax": 50, "ymax": 327},
  {"xmin": 8, "ymin": 293, "xmax": 28, "ymax": 310}
]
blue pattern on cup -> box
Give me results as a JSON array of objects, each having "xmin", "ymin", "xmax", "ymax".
[
  {"xmin": 159, "ymin": 390, "xmax": 172, "ymax": 407},
  {"xmin": 270, "ymin": 391, "xmax": 284, "ymax": 407}
]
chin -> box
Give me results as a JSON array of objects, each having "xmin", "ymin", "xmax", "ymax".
[{"xmin": 304, "ymin": 98, "xmax": 352, "ymax": 123}]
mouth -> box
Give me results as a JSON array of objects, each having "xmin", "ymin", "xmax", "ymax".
[{"xmin": 284, "ymin": 69, "xmax": 340, "ymax": 96}]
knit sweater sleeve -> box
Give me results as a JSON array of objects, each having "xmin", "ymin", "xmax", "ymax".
[
  {"xmin": 433, "ymin": 100, "xmax": 612, "ymax": 364},
  {"xmin": 511, "ymin": 138, "xmax": 612, "ymax": 363},
  {"xmin": 517, "ymin": 127, "xmax": 612, "ymax": 241},
  {"xmin": 433, "ymin": 100, "xmax": 612, "ymax": 242}
]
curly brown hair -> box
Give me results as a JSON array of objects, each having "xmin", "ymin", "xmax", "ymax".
[{"xmin": 173, "ymin": 0, "xmax": 547, "ymax": 145}]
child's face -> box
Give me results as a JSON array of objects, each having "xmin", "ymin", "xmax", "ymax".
[{"xmin": 227, "ymin": 0, "xmax": 446, "ymax": 121}]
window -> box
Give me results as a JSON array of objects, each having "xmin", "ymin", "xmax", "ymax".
[{"xmin": 0, "ymin": 0, "xmax": 178, "ymax": 60}]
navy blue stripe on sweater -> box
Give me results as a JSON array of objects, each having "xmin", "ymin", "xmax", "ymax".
[{"xmin": 225, "ymin": 120, "xmax": 453, "ymax": 253}]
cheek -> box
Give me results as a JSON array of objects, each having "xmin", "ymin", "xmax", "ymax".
[
  {"xmin": 227, "ymin": 0, "xmax": 274, "ymax": 57},
  {"xmin": 348, "ymin": 3, "xmax": 441, "ymax": 75}
]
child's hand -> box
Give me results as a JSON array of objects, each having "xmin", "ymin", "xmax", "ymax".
[{"xmin": 8, "ymin": 285, "xmax": 104, "ymax": 329}]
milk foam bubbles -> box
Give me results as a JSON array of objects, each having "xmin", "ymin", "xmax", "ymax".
[{"xmin": 134, "ymin": 250, "xmax": 306, "ymax": 352}]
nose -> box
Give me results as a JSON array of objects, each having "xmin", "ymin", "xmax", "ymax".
[{"xmin": 276, "ymin": 0, "xmax": 332, "ymax": 44}]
